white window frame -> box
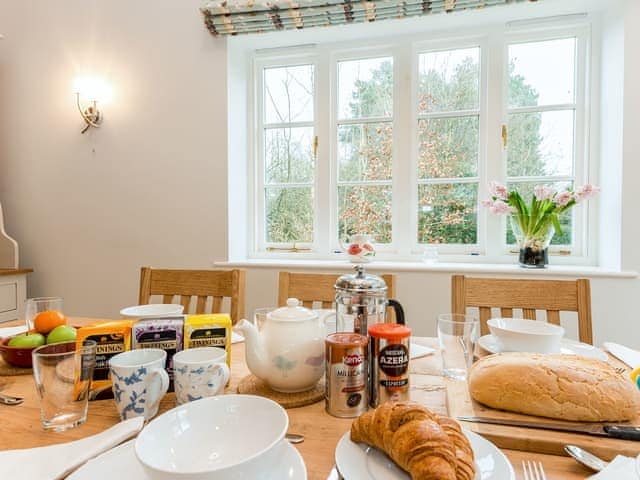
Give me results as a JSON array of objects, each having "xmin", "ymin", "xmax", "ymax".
[{"xmin": 248, "ymin": 22, "xmax": 595, "ymax": 265}]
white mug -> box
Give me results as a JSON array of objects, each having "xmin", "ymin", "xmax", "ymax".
[
  {"xmin": 173, "ymin": 347, "xmax": 230, "ymax": 405},
  {"xmin": 109, "ymin": 349, "xmax": 170, "ymax": 420}
]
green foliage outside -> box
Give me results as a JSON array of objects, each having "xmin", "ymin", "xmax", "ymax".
[{"xmin": 264, "ymin": 54, "xmax": 572, "ymax": 247}]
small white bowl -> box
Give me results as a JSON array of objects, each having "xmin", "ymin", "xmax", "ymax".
[
  {"xmin": 135, "ymin": 394, "xmax": 288, "ymax": 479},
  {"xmin": 487, "ymin": 318, "xmax": 564, "ymax": 354},
  {"xmin": 119, "ymin": 304, "xmax": 184, "ymax": 319}
]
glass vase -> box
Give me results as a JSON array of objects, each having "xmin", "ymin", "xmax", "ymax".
[{"xmin": 509, "ymin": 215, "xmax": 555, "ymax": 268}]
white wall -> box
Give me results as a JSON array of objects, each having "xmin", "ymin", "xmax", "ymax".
[{"xmin": 0, "ymin": 1, "xmax": 639, "ymax": 346}]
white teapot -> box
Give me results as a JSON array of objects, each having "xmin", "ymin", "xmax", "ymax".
[{"xmin": 235, "ymin": 299, "xmax": 331, "ymax": 393}]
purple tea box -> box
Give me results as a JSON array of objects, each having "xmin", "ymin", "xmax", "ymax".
[{"xmin": 131, "ymin": 317, "xmax": 184, "ymax": 380}]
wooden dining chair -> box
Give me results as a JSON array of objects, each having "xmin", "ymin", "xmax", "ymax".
[
  {"xmin": 451, "ymin": 275, "xmax": 593, "ymax": 344},
  {"xmin": 277, "ymin": 271, "xmax": 397, "ymax": 319},
  {"xmin": 138, "ymin": 267, "xmax": 246, "ymax": 324}
]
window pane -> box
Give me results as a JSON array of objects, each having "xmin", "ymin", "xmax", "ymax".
[
  {"xmin": 505, "ymin": 181, "xmax": 573, "ymax": 246},
  {"xmin": 508, "ymin": 38, "xmax": 575, "ymax": 108},
  {"xmin": 418, "ymin": 183, "xmax": 478, "ymax": 244},
  {"xmin": 338, "ymin": 122, "xmax": 392, "ymax": 182},
  {"xmin": 265, "ymin": 187, "xmax": 313, "ymax": 243},
  {"xmin": 418, "ymin": 47, "xmax": 480, "ymax": 114},
  {"xmin": 338, "ymin": 185, "xmax": 392, "ymax": 244},
  {"xmin": 418, "ymin": 116, "xmax": 479, "ymax": 179},
  {"xmin": 264, "ymin": 64, "xmax": 314, "ymax": 124},
  {"xmin": 507, "ymin": 110, "xmax": 574, "ymax": 177},
  {"xmin": 338, "ymin": 57, "xmax": 393, "ymax": 120},
  {"xmin": 265, "ymin": 127, "xmax": 314, "ymax": 184}
]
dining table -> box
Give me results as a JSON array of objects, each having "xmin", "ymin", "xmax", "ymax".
[{"xmin": 0, "ymin": 317, "xmax": 597, "ymax": 479}]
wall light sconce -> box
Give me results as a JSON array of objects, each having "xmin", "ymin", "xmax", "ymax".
[{"xmin": 73, "ymin": 76, "xmax": 112, "ymax": 134}]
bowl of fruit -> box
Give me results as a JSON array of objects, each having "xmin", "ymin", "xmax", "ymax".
[{"xmin": 0, "ymin": 308, "xmax": 77, "ymax": 368}]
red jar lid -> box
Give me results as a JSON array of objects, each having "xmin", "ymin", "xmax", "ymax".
[{"xmin": 367, "ymin": 323, "xmax": 411, "ymax": 340}]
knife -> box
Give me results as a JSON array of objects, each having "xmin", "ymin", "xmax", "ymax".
[
  {"xmin": 458, "ymin": 416, "xmax": 640, "ymax": 441},
  {"xmin": 603, "ymin": 342, "xmax": 640, "ymax": 368}
]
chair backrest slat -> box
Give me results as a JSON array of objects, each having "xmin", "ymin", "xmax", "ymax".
[
  {"xmin": 546, "ymin": 310, "xmax": 561, "ymax": 325},
  {"xmin": 212, "ymin": 296, "xmax": 223, "ymax": 313},
  {"xmin": 196, "ymin": 296, "xmax": 208, "ymax": 314}
]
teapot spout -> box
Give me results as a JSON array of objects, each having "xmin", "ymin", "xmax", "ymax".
[{"xmin": 234, "ymin": 319, "xmax": 269, "ymax": 380}]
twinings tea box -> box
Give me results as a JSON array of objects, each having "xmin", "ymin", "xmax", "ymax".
[
  {"xmin": 76, "ymin": 320, "xmax": 135, "ymax": 397},
  {"xmin": 184, "ymin": 314, "xmax": 232, "ymax": 367},
  {"xmin": 131, "ymin": 317, "xmax": 184, "ymax": 380}
]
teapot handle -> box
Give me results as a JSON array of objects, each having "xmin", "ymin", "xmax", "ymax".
[{"xmin": 388, "ymin": 299, "xmax": 405, "ymax": 325}]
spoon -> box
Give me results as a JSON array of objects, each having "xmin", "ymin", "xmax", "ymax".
[
  {"xmin": 0, "ymin": 392, "xmax": 23, "ymax": 405},
  {"xmin": 285, "ymin": 433, "xmax": 305, "ymax": 444},
  {"xmin": 564, "ymin": 445, "xmax": 609, "ymax": 472}
]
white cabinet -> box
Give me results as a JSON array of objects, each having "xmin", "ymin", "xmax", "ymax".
[{"xmin": 0, "ymin": 269, "xmax": 31, "ymax": 323}]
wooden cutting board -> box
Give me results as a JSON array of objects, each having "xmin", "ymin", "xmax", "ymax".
[{"xmin": 445, "ymin": 378, "xmax": 640, "ymax": 460}]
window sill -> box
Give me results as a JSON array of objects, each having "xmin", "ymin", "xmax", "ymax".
[{"xmin": 214, "ymin": 259, "xmax": 638, "ymax": 279}]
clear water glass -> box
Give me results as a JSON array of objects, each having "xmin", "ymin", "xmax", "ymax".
[
  {"xmin": 32, "ymin": 340, "xmax": 96, "ymax": 431},
  {"xmin": 25, "ymin": 297, "xmax": 63, "ymax": 331},
  {"xmin": 437, "ymin": 313, "xmax": 478, "ymax": 380}
]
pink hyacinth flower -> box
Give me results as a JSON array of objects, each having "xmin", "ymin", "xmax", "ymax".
[
  {"xmin": 575, "ymin": 184, "xmax": 601, "ymax": 202},
  {"xmin": 489, "ymin": 181, "xmax": 509, "ymax": 201},
  {"xmin": 555, "ymin": 190, "xmax": 574, "ymax": 207},
  {"xmin": 490, "ymin": 200, "xmax": 512, "ymax": 215},
  {"xmin": 534, "ymin": 185, "xmax": 555, "ymax": 201}
]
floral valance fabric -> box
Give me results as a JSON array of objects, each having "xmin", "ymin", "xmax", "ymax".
[{"xmin": 201, "ymin": 0, "xmax": 538, "ymax": 36}]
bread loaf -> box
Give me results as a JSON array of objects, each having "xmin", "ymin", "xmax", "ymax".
[
  {"xmin": 469, "ymin": 353, "xmax": 640, "ymax": 422},
  {"xmin": 350, "ymin": 401, "xmax": 475, "ymax": 480}
]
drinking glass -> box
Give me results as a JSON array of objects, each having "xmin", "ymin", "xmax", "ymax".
[
  {"xmin": 32, "ymin": 340, "xmax": 96, "ymax": 431},
  {"xmin": 25, "ymin": 297, "xmax": 64, "ymax": 331},
  {"xmin": 437, "ymin": 313, "xmax": 479, "ymax": 380}
]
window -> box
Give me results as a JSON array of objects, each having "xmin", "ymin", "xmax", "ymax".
[
  {"xmin": 417, "ymin": 47, "xmax": 480, "ymax": 245},
  {"xmin": 251, "ymin": 25, "xmax": 592, "ymax": 262}
]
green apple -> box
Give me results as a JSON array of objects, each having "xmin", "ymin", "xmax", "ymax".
[
  {"xmin": 8, "ymin": 332, "xmax": 45, "ymax": 348},
  {"xmin": 46, "ymin": 325, "xmax": 77, "ymax": 344}
]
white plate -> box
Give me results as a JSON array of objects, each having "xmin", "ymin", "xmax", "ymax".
[
  {"xmin": 119, "ymin": 304, "xmax": 185, "ymax": 319},
  {"xmin": 478, "ymin": 334, "xmax": 608, "ymax": 361},
  {"xmin": 68, "ymin": 438, "xmax": 306, "ymax": 480},
  {"xmin": 335, "ymin": 428, "xmax": 514, "ymax": 480}
]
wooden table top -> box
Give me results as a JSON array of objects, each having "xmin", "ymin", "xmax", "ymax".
[{"xmin": 0, "ymin": 318, "xmax": 594, "ymax": 479}]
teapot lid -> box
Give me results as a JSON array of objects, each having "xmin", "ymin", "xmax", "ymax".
[
  {"xmin": 269, "ymin": 298, "xmax": 317, "ymax": 322},
  {"xmin": 335, "ymin": 265, "xmax": 388, "ymax": 293}
]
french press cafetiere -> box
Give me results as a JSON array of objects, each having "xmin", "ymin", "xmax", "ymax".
[{"xmin": 334, "ymin": 265, "xmax": 405, "ymax": 335}]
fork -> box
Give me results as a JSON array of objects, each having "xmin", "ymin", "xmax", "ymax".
[{"xmin": 522, "ymin": 460, "xmax": 547, "ymax": 480}]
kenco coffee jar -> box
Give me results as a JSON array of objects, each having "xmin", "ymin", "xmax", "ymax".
[
  {"xmin": 325, "ymin": 333, "xmax": 368, "ymax": 418},
  {"xmin": 368, "ymin": 323, "xmax": 412, "ymax": 407}
]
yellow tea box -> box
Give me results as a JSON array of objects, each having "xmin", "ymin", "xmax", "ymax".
[
  {"xmin": 76, "ymin": 320, "xmax": 135, "ymax": 397},
  {"xmin": 184, "ymin": 314, "xmax": 231, "ymax": 367}
]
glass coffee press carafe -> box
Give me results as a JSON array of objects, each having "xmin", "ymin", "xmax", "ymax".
[{"xmin": 334, "ymin": 265, "xmax": 405, "ymax": 334}]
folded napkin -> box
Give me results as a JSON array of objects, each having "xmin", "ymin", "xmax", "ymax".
[
  {"xmin": 0, "ymin": 325, "xmax": 27, "ymax": 338},
  {"xmin": 588, "ymin": 455, "xmax": 638, "ymax": 479},
  {"xmin": 0, "ymin": 417, "xmax": 144, "ymax": 480}
]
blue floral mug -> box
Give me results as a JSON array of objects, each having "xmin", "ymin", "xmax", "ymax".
[
  {"xmin": 173, "ymin": 347, "xmax": 230, "ymax": 405},
  {"xmin": 109, "ymin": 349, "xmax": 170, "ymax": 421}
]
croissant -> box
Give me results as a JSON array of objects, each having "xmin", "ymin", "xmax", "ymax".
[{"xmin": 350, "ymin": 401, "xmax": 475, "ymax": 480}]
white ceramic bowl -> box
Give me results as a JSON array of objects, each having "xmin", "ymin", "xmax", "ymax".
[
  {"xmin": 487, "ymin": 318, "xmax": 564, "ymax": 354},
  {"xmin": 135, "ymin": 394, "xmax": 289, "ymax": 480},
  {"xmin": 119, "ymin": 303, "xmax": 184, "ymax": 319}
]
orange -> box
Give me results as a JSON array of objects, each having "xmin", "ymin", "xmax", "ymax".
[{"xmin": 33, "ymin": 310, "xmax": 67, "ymax": 334}]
